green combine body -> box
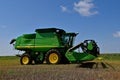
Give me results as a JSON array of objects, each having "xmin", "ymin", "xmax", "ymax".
[{"xmin": 10, "ymin": 28, "xmax": 99, "ymax": 65}]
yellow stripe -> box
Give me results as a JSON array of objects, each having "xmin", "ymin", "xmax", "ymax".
[{"xmin": 16, "ymin": 46, "xmax": 62, "ymax": 49}]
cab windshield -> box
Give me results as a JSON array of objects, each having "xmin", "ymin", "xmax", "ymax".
[{"xmin": 61, "ymin": 33, "xmax": 77, "ymax": 47}]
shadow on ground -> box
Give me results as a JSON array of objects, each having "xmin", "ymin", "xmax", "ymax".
[{"xmin": 77, "ymin": 62, "xmax": 116, "ymax": 70}]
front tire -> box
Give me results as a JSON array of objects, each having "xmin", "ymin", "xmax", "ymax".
[
  {"xmin": 20, "ymin": 54, "xmax": 32, "ymax": 65},
  {"xmin": 45, "ymin": 49, "xmax": 61, "ymax": 64}
]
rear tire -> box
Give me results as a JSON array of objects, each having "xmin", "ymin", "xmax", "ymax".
[
  {"xmin": 45, "ymin": 49, "xmax": 61, "ymax": 64},
  {"xmin": 20, "ymin": 54, "xmax": 32, "ymax": 65}
]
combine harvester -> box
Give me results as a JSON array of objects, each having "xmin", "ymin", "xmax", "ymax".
[{"xmin": 10, "ymin": 28, "xmax": 100, "ymax": 65}]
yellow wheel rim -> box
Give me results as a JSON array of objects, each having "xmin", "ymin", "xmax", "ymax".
[
  {"xmin": 49, "ymin": 53, "xmax": 59, "ymax": 64},
  {"xmin": 22, "ymin": 56, "xmax": 29, "ymax": 65}
]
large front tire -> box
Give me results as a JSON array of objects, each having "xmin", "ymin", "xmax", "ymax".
[
  {"xmin": 20, "ymin": 54, "xmax": 32, "ymax": 65},
  {"xmin": 45, "ymin": 49, "xmax": 61, "ymax": 64}
]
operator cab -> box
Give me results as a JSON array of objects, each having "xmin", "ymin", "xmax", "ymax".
[{"xmin": 61, "ymin": 33, "xmax": 78, "ymax": 48}]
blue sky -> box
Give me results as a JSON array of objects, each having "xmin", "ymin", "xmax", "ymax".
[{"xmin": 0, "ymin": 0, "xmax": 120, "ymax": 56}]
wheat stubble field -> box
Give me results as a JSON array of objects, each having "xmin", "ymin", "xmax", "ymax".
[{"xmin": 0, "ymin": 54, "xmax": 120, "ymax": 80}]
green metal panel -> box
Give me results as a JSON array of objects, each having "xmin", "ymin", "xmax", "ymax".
[
  {"xmin": 14, "ymin": 29, "xmax": 64, "ymax": 52},
  {"xmin": 87, "ymin": 42, "xmax": 93, "ymax": 50},
  {"xmin": 15, "ymin": 34, "xmax": 35, "ymax": 50},
  {"xmin": 35, "ymin": 32, "xmax": 59, "ymax": 46},
  {"xmin": 65, "ymin": 51, "xmax": 96, "ymax": 62}
]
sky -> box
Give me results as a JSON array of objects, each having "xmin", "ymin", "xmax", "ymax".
[{"xmin": 0, "ymin": 0, "xmax": 120, "ymax": 56}]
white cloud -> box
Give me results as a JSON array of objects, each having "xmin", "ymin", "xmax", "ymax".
[
  {"xmin": 60, "ymin": 5, "xmax": 69, "ymax": 12},
  {"xmin": 113, "ymin": 31, "xmax": 120, "ymax": 38},
  {"xmin": 74, "ymin": 0, "xmax": 98, "ymax": 16}
]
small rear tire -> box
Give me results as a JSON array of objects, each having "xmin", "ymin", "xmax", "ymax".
[{"xmin": 20, "ymin": 54, "xmax": 32, "ymax": 65}]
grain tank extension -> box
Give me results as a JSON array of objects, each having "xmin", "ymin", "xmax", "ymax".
[{"xmin": 10, "ymin": 28, "xmax": 99, "ymax": 65}]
